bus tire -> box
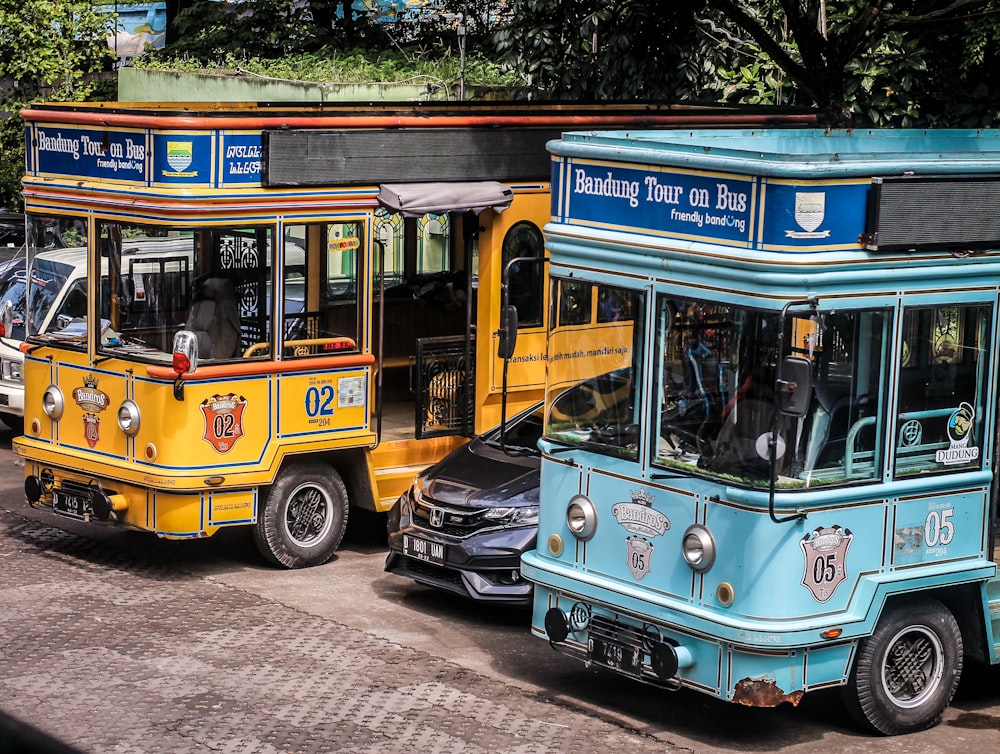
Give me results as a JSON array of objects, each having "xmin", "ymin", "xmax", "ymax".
[
  {"xmin": 842, "ymin": 598, "xmax": 962, "ymax": 735},
  {"xmin": 253, "ymin": 462, "xmax": 349, "ymax": 569}
]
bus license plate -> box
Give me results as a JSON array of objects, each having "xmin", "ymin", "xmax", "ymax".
[
  {"xmin": 402, "ymin": 534, "xmax": 445, "ymax": 566},
  {"xmin": 52, "ymin": 489, "xmax": 90, "ymax": 520},
  {"xmin": 589, "ymin": 636, "xmax": 642, "ymax": 677}
]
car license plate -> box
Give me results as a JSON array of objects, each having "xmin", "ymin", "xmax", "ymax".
[
  {"xmin": 52, "ymin": 489, "xmax": 90, "ymax": 520},
  {"xmin": 402, "ymin": 534, "xmax": 445, "ymax": 566},
  {"xmin": 589, "ymin": 636, "xmax": 643, "ymax": 677}
]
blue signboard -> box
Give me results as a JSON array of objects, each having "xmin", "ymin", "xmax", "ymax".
[
  {"xmin": 558, "ymin": 160, "xmax": 756, "ymax": 247},
  {"xmin": 33, "ymin": 125, "xmax": 147, "ymax": 183},
  {"xmin": 151, "ymin": 132, "xmax": 214, "ymax": 186},
  {"xmin": 29, "ymin": 123, "xmax": 264, "ymax": 189},
  {"xmin": 219, "ymin": 133, "xmax": 264, "ymax": 185},
  {"xmin": 555, "ymin": 158, "xmax": 869, "ymax": 252},
  {"xmin": 760, "ymin": 180, "xmax": 869, "ymax": 250}
]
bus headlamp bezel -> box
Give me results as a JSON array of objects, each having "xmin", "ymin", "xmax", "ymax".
[
  {"xmin": 117, "ymin": 399, "xmax": 141, "ymax": 436},
  {"xmin": 682, "ymin": 524, "xmax": 716, "ymax": 572},
  {"xmin": 42, "ymin": 385, "xmax": 65, "ymax": 420},
  {"xmin": 566, "ymin": 494, "xmax": 598, "ymax": 541}
]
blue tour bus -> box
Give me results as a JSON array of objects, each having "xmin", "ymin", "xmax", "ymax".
[{"xmin": 520, "ymin": 128, "xmax": 1000, "ymax": 735}]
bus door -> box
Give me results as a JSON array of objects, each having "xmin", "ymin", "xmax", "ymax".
[{"xmin": 375, "ymin": 182, "xmax": 513, "ymax": 440}]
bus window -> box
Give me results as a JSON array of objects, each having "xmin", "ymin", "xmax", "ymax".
[
  {"xmin": 555, "ymin": 279, "xmax": 592, "ymax": 327},
  {"xmin": 281, "ymin": 222, "xmax": 361, "ymax": 358},
  {"xmin": 894, "ymin": 303, "xmax": 991, "ymax": 476},
  {"xmin": 94, "ymin": 221, "xmax": 273, "ymax": 360},
  {"xmin": 654, "ymin": 298, "xmax": 891, "ymax": 488},
  {"xmin": 502, "ymin": 221, "xmax": 544, "ymax": 328},
  {"xmin": 544, "ymin": 281, "xmax": 643, "ymax": 459},
  {"xmin": 417, "ymin": 213, "xmax": 450, "ymax": 274}
]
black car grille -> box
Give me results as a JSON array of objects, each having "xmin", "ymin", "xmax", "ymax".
[
  {"xmin": 411, "ymin": 499, "xmax": 500, "ymax": 538},
  {"xmin": 400, "ymin": 557, "xmax": 465, "ymax": 588}
]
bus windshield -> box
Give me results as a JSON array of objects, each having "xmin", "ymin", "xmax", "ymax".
[
  {"xmin": 26, "ymin": 219, "xmax": 363, "ymax": 364},
  {"xmin": 654, "ymin": 298, "xmax": 891, "ymax": 488}
]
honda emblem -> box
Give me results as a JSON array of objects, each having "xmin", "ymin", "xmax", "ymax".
[{"xmin": 429, "ymin": 507, "xmax": 445, "ymax": 528}]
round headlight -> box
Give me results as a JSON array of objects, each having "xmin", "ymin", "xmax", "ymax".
[
  {"xmin": 565, "ymin": 494, "xmax": 597, "ymax": 540},
  {"xmin": 682, "ymin": 524, "xmax": 716, "ymax": 572},
  {"xmin": 42, "ymin": 385, "xmax": 64, "ymax": 420},
  {"xmin": 117, "ymin": 399, "xmax": 141, "ymax": 436}
]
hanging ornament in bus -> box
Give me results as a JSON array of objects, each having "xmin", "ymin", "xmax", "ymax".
[{"xmin": 200, "ymin": 393, "xmax": 247, "ymax": 453}]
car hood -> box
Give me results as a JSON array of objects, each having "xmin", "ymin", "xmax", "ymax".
[{"xmin": 421, "ymin": 437, "xmax": 540, "ymax": 508}]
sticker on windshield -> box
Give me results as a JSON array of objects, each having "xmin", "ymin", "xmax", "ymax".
[{"xmin": 936, "ymin": 402, "xmax": 979, "ymax": 466}]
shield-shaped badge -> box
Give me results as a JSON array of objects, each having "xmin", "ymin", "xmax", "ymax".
[
  {"xmin": 83, "ymin": 414, "xmax": 100, "ymax": 448},
  {"xmin": 626, "ymin": 536, "xmax": 654, "ymax": 580},
  {"xmin": 166, "ymin": 141, "xmax": 193, "ymax": 172},
  {"xmin": 800, "ymin": 525, "xmax": 853, "ymax": 602},
  {"xmin": 794, "ymin": 192, "xmax": 826, "ymax": 233},
  {"xmin": 200, "ymin": 393, "xmax": 247, "ymax": 453}
]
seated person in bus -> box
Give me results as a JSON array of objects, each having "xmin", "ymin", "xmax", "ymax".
[
  {"xmin": 185, "ymin": 275, "xmax": 241, "ymax": 359},
  {"xmin": 706, "ymin": 368, "xmax": 782, "ymax": 479}
]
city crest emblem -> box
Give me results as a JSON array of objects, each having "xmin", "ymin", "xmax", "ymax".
[
  {"xmin": 800, "ymin": 525, "xmax": 853, "ymax": 603},
  {"xmin": 794, "ymin": 191, "xmax": 825, "ymax": 232},
  {"xmin": 786, "ymin": 192, "xmax": 831, "ymax": 239},
  {"xmin": 166, "ymin": 141, "xmax": 193, "ymax": 172},
  {"xmin": 200, "ymin": 393, "xmax": 247, "ymax": 453}
]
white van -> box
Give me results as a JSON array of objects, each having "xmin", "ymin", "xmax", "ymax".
[{"xmin": 0, "ymin": 238, "xmax": 194, "ymax": 432}]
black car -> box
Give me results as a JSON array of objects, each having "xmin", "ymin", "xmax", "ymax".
[{"xmin": 385, "ymin": 402, "xmax": 543, "ymax": 606}]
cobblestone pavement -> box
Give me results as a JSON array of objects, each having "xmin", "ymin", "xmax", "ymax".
[{"xmin": 0, "ymin": 509, "xmax": 684, "ymax": 754}]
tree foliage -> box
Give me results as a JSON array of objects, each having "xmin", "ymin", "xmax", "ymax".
[
  {"xmin": 492, "ymin": 0, "xmax": 709, "ymax": 100},
  {"xmin": 0, "ymin": 0, "xmax": 116, "ymax": 209},
  {"xmin": 494, "ymin": 0, "xmax": 1000, "ymax": 126}
]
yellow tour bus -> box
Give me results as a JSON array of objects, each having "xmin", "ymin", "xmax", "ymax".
[{"xmin": 11, "ymin": 101, "xmax": 815, "ymax": 567}]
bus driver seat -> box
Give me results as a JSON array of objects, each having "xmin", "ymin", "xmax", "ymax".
[{"xmin": 185, "ymin": 276, "xmax": 241, "ymax": 359}]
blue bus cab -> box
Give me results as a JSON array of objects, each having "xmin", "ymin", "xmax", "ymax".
[{"xmin": 521, "ymin": 128, "xmax": 1000, "ymax": 735}]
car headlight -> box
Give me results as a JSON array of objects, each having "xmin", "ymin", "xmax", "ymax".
[
  {"xmin": 566, "ymin": 495, "xmax": 597, "ymax": 540},
  {"xmin": 484, "ymin": 505, "xmax": 539, "ymax": 527},
  {"xmin": 1, "ymin": 358, "xmax": 22, "ymax": 382},
  {"xmin": 410, "ymin": 476, "xmax": 427, "ymax": 507}
]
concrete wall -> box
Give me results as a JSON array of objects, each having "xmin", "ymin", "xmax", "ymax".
[{"xmin": 118, "ymin": 68, "xmax": 503, "ymax": 103}]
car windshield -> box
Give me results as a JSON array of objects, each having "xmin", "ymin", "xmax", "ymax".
[{"xmin": 484, "ymin": 405, "xmax": 544, "ymax": 455}]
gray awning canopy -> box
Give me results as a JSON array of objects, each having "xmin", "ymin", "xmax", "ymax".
[{"xmin": 377, "ymin": 181, "xmax": 514, "ymax": 218}]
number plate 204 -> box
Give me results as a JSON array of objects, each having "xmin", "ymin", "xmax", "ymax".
[{"xmin": 588, "ymin": 636, "xmax": 643, "ymax": 677}]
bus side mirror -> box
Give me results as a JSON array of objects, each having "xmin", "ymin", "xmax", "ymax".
[
  {"xmin": 497, "ymin": 305, "xmax": 518, "ymax": 360},
  {"xmin": 171, "ymin": 330, "xmax": 199, "ymax": 400},
  {"xmin": 777, "ymin": 356, "xmax": 812, "ymax": 417}
]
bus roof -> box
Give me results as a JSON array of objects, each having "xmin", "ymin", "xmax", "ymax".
[{"xmin": 551, "ymin": 128, "xmax": 1000, "ymax": 178}]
